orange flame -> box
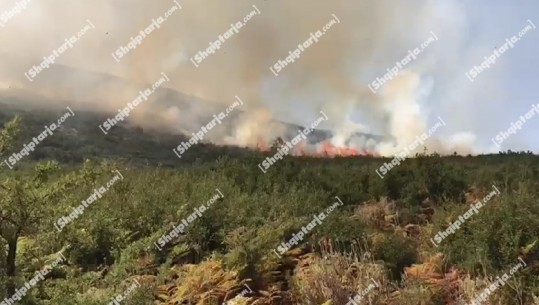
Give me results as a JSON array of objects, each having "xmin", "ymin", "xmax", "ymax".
[
  {"xmin": 256, "ymin": 137, "xmax": 271, "ymax": 152},
  {"xmin": 255, "ymin": 139, "xmax": 379, "ymax": 158}
]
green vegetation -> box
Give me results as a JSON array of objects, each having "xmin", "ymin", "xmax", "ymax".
[{"xmin": 0, "ymin": 108, "xmax": 538, "ymax": 304}]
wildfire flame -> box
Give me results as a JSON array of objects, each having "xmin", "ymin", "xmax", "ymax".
[
  {"xmin": 255, "ymin": 138, "xmax": 379, "ymax": 158},
  {"xmin": 312, "ymin": 140, "xmax": 379, "ymax": 157}
]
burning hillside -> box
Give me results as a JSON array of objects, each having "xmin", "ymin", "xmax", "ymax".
[
  {"xmin": 257, "ymin": 138, "xmax": 379, "ymax": 158},
  {"xmin": 0, "ymin": 0, "xmax": 488, "ymax": 157}
]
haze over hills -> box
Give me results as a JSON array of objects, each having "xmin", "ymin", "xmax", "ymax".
[
  {"xmin": 5, "ymin": 0, "xmax": 515, "ymax": 156},
  {"xmin": 0, "ymin": 65, "xmax": 387, "ymax": 165},
  {"xmin": 1, "ymin": 1, "xmax": 539, "ymax": 304},
  {"xmin": 0, "ymin": 105, "xmax": 386, "ymax": 166}
]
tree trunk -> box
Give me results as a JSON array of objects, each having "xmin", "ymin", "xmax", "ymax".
[{"xmin": 6, "ymin": 236, "xmax": 18, "ymax": 296}]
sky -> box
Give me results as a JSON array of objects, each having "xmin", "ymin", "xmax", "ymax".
[
  {"xmin": 0, "ymin": 0, "xmax": 537, "ymax": 155},
  {"xmin": 446, "ymin": 0, "xmax": 539, "ymax": 152}
]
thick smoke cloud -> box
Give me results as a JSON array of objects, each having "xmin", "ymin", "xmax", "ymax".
[{"xmin": 0, "ymin": 0, "xmax": 490, "ymax": 155}]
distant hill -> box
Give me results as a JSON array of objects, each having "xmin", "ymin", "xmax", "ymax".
[{"xmin": 0, "ymin": 65, "xmax": 385, "ymax": 166}]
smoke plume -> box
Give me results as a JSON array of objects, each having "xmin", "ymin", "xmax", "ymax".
[{"xmin": 0, "ymin": 0, "xmax": 488, "ymax": 156}]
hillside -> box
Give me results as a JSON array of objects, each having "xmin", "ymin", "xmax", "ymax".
[{"xmin": 0, "ymin": 107, "xmax": 538, "ymax": 305}]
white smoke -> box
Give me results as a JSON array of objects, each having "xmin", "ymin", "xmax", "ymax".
[{"xmin": 0, "ymin": 0, "xmax": 493, "ymax": 156}]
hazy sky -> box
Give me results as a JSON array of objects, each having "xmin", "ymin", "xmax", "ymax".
[
  {"xmin": 0, "ymin": 0, "xmax": 537, "ymax": 154},
  {"xmin": 447, "ymin": 0, "xmax": 539, "ymax": 152}
]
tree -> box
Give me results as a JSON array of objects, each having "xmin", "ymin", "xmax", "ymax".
[
  {"xmin": 0, "ymin": 117, "xmax": 99, "ymax": 297},
  {"xmin": 0, "ymin": 164, "xmax": 56, "ymax": 295},
  {"xmin": 0, "ymin": 116, "xmax": 22, "ymax": 295},
  {"xmin": 0, "ymin": 116, "xmax": 19, "ymax": 156}
]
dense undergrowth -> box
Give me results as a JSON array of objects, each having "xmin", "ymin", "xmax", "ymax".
[{"xmin": 1, "ymin": 113, "xmax": 539, "ymax": 304}]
